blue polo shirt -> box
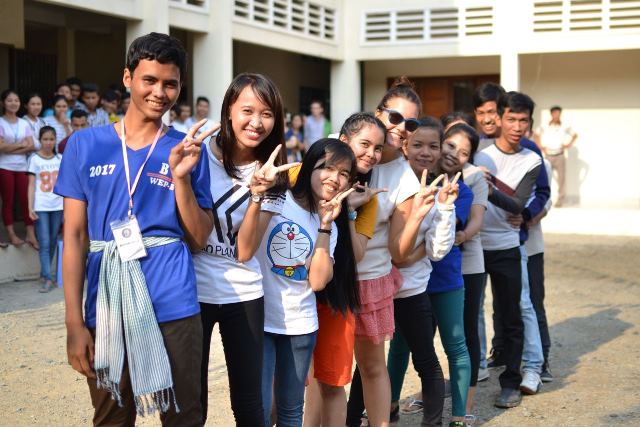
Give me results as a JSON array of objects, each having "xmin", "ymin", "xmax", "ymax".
[{"xmin": 54, "ymin": 125, "xmax": 212, "ymax": 328}]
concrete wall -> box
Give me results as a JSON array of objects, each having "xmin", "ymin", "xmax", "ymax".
[
  {"xmin": 521, "ymin": 50, "xmax": 640, "ymax": 208},
  {"xmin": 233, "ymin": 41, "xmax": 331, "ymax": 116}
]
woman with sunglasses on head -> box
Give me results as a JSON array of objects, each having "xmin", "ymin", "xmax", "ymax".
[
  {"xmin": 303, "ymin": 113, "xmax": 387, "ymax": 427},
  {"xmin": 258, "ymin": 139, "xmax": 355, "ymax": 427},
  {"xmin": 441, "ymin": 116, "xmax": 488, "ymax": 416},
  {"xmin": 193, "ymin": 73, "xmax": 299, "ymax": 426},
  {"xmin": 345, "ymin": 77, "xmax": 439, "ymax": 427}
]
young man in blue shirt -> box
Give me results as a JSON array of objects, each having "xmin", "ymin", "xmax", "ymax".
[{"xmin": 55, "ymin": 32, "xmax": 217, "ymax": 425}]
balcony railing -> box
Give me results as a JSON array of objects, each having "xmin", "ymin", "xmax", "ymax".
[
  {"xmin": 533, "ymin": 0, "xmax": 640, "ymax": 33},
  {"xmin": 234, "ymin": 0, "xmax": 336, "ymax": 43}
]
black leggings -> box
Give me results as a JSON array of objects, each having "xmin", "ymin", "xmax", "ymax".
[
  {"xmin": 463, "ymin": 273, "xmax": 485, "ymax": 387},
  {"xmin": 200, "ymin": 298, "xmax": 264, "ymax": 426}
]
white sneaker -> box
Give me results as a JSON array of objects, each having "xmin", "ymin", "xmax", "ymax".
[
  {"xmin": 477, "ymin": 367, "xmax": 490, "ymax": 382},
  {"xmin": 519, "ymin": 371, "xmax": 541, "ymax": 395}
]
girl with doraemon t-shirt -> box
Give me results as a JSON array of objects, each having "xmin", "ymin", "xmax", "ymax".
[{"xmin": 256, "ymin": 139, "xmax": 355, "ymax": 426}]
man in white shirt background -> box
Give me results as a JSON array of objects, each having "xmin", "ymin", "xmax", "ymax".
[{"xmin": 534, "ymin": 106, "xmax": 577, "ymax": 207}]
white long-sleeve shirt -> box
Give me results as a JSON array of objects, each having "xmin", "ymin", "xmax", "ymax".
[{"xmin": 396, "ymin": 201, "xmax": 456, "ymax": 299}]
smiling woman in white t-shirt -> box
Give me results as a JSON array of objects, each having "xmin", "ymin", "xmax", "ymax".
[
  {"xmin": 257, "ymin": 139, "xmax": 355, "ymax": 427},
  {"xmin": 192, "ymin": 73, "xmax": 299, "ymax": 425}
]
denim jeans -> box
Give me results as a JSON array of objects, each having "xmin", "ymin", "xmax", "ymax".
[
  {"xmin": 262, "ymin": 331, "xmax": 317, "ymax": 427},
  {"xmin": 519, "ymin": 245, "xmax": 544, "ymax": 374},
  {"xmin": 34, "ymin": 210, "xmax": 63, "ymax": 281},
  {"xmin": 478, "ymin": 278, "xmax": 488, "ymax": 370}
]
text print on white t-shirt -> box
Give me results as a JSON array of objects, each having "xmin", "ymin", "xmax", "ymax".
[
  {"xmin": 203, "ymin": 183, "xmax": 250, "ymax": 259},
  {"xmin": 266, "ymin": 220, "xmax": 313, "ymax": 281}
]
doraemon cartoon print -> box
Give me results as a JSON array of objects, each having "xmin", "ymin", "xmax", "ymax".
[{"xmin": 267, "ymin": 221, "xmax": 313, "ymax": 281}]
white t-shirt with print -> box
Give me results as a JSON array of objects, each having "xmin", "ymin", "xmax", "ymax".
[
  {"xmin": 357, "ymin": 156, "xmax": 420, "ymax": 280},
  {"xmin": 461, "ymin": 163, "xmax": 488, "ymax": 275},
  {"xmin": 258, "ymin": 191, "xmax": 337, "ymax": 335},
  {"xmin": 0, "ymin": 117, "xmax": 33, "ymax": 171},
  {"xmin": 27, "ymin": 153, "xmax": 63, "ymax": 211},
  {"xmin": 24, "ymin": 116, "xmax": 46, "ymax": 150},
  {"xmin": 194, "ymin": 142, "xmax": 284, "ymax": 305}
]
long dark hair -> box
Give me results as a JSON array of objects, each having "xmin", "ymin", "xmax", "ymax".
[
  {"xmin": 443, "ymin": 122, "xmax": 480, "ymax": 162},
  {"xmin": 339, "ymin": 112, "xmax": 386, "ymax": 185},
  {"xmin": 216, "ymin": 73, "xmax": 287, "ymax": 192},
  {"xmin": 291, "ymin": 139, "xmax": 359, "ymax": 314}
]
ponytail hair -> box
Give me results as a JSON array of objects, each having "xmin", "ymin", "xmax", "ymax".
[{"xmin": 376, "ymin": 76, "xmax": 422, "ymax": 114}]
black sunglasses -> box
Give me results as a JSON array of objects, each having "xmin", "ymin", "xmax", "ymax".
[{"xmin": 382, "ymin": 108, "xmax": 419, "ymax": 132}]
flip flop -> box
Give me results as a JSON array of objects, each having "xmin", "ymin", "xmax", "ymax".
[{"xmin": 401, "ymin": 396, "xmax": 424, "ymax": 414}]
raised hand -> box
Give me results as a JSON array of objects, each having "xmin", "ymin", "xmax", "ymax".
[
  {"xmin": 411, "ymin": 169, "xmax": 441, "ymax": 220},
  {"xmin": 347, "ymin": 182, "xmax": 388, "ymax": 211},
  {"xmin": 437, "ymin": 172, "xmax": 461, "ymax": 205},
  {"xmin": 169, "ymin": 119, "xmax": 220, "ymax": 179},
  {"xmin": 318, "ymin": 188, "xmax": 356, "ymax": 227},
  {"xmin": 250, "ymin": 145, "xmax": 300, "ymax": 194}
]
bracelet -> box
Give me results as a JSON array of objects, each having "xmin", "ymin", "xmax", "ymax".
[
  {"xmin": 348, "ymin": 210, "xmax": 358, "ymax": 221},
  {"xmin": 317, "ymin": 228, "xmax": 332, "ymax": 235}
]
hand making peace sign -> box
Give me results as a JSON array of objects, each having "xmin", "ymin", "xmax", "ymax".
[
  {"xmin": 437, "ymin": 172, "xmax": 461, "ymax": 205},
  {"xmin": 319, "ymin": 188, "xmax": 356, "ymax": 228},
  {"xmin": 170, "ymin": 118, "xmax": 221, "ymax": 179},
  {"xmin": 411, "ymin": 169, "xmax": 443, "ymax": 220},
  {"xmin": 250, "ymin": 145, "xmax": 301, "ymax": 195},
  {"xmin": 347, "ymin": 182, "xmax": 388, "ymax": 211}
]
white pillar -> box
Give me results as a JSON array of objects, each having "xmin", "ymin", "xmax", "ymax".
[
  {"xmin": 126, "ymin": 0, "xmax": 169, "ymax": 48},
  {"xmin": 330, "ymin": 58, "xmax": 360, "ymax": 133},
  {"xmin": 500, "ymin": 51, "xmax": 520, "ymax": 92},
  {"xmin": 192, "ymin": 0, "xmax": 234, "ymax": 122}
]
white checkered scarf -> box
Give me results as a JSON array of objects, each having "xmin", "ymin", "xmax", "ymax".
[{"xmin": 89, "ymin": 237, "xmax": 180, "ymax": 416}]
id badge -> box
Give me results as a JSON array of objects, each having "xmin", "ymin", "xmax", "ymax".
[{"xmin": 110, "ymin": 215, "xmax": 147, "ymax": 262}]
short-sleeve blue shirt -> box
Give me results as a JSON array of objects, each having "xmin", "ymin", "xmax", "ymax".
[
  {"xmin": 54, "ymin": 125, "xmax": 212, "ymax": 328},
  {"xmin": 428, "ymin": 181, "xmax": 473, "ymax": 294}
]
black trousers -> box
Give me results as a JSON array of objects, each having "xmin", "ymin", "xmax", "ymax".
[
  {"xmin": 346, "ymin": 291, "xmax": 445, "ymax": 427},
  {"xmin": 200, "ymin": 298, "xmax": 264, "ymax": 427},
  {"xmin": 484, "ymin": 247, "xmax": 524, "ymax": 389},
  {"xmin": 87, "ymin": 314, "xmax": 203, "ymax": 427},
  {"xmin": 528, "ymin": 253, "xmax": 551, "ymax": 361},
  {"xmin": 463, "ymin": 273, "xmax": 485, "ymax": 387}
]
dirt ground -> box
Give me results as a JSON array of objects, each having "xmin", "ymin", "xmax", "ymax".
[{"xmin": 1, "ymin": 233, "xmax": 639, "ymax": 426}]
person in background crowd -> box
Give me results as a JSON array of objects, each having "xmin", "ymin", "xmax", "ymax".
[
  {"xmin": 119, "ymin": 92, "xmax": 131, "ymax": 118},
  {"xmin": 81, "ymin": 83, "xmax": 110, "ymax": 127},
  {"xmin": 285, "ymin": 113, "xmax": 304, "ymax": 163},
  {"xmin": 192, "ymin": 96, "xmax": 215, "ymax": 136},
  {"xmin": 65, "ymin": 77, "xmax": 85, "ymax": 111},
  {"xmin": 172, "ymin": 101, "xmax": 193, "ymax": 133},
  {"xmin": 101, "ymin": 90, "xmax": 120, "ymax": 124},
  {"xmin": 304, "ymin": 100, "xmax": 331, "ymax": 150},
  {"xmin": 0, "ymin": 89, "xmax": 38, "ymax": 247},
  {"xmin": 57, "ymin": 109, "xmax": 89, "ymax": 154},
  {"xmin": 534, "ymin": 105, "xmax": 577, "ymax": 207},
  {"xmin": 27, "ymin": 126, "xmax": 63, "ymax": 293},
  {"xmin": 23, "ymin": 93, "xmax": 46, "ymax": 150},
  {"xmin": 43, "ymin": 83, "xmax": 72, "ymax": 118},
  {"xmin": 44, "ymin": 95, "xmax": 72, "ymax": 150}
]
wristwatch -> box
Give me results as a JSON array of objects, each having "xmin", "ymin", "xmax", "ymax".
[
  {"xmin": 250, "ymin": 192, "xmax": 264, "ymax": 203},
  {"xmin": 348, "ymin": 210, "xmax": 358, "ymax": 221}
]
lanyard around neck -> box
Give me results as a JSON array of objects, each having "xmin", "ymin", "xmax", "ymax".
[{"xmin": 120, "ymin": 121, "xmax": 164, "ymax": 217}]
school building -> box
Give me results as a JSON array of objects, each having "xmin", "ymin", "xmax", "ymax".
[{"xmin": 1, "ymin": 0, "xmax": 639, "ymax": 216}]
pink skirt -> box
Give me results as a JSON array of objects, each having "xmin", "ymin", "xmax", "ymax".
[{"xmin": 354, "ymin": 267, "xmax": 403, "ymax": 344}]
